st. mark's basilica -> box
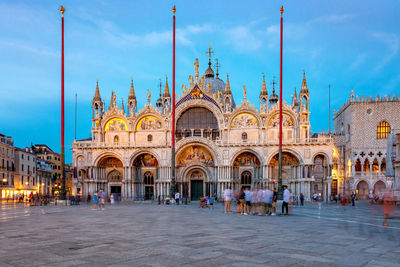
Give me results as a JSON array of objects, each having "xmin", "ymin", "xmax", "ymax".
[{"xmin": 72, "ymin": 53, "xmax": 336, "ymax": 201}]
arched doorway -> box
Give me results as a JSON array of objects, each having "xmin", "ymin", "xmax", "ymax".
[
  {"xmin": 356, "ymin": 180, "xmax": 369, "ymax": 200},
  {"xmin": 143, "ymin": 171, "xmax": 154, "ymax": 200},
  {"xmin": 98, "ymin": 156, "xmax": 123, "ymax": 196},
  {"xmin": 313, "ymin": 154, "xmax": 328, "ymax": 199},
  {"xmin": 188, "ymin": 169, "xmax": 205, "ymax": 201},
  {"xmin": 241, "ymin": 171, "xmax": 252, "ymax": 188},
  {"xmin": 132, "ymin": 154, "xmax": 158, "ymax": 200},
  {"xmin": 233, "ymin": 152, "xmax": 261, "ymax": 189},
  {"xmin": 269, "ymin": 152, "xmax": 300, "ymax": 187},
  {"xmin": 177, "ymin": 144, "xmax": 215, "ymax": 200},
  {"xmin": 373, "ymin": 180, "xmax": 386, "ymax": 195}
]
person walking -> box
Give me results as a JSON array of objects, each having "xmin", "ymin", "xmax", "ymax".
[
  {"xmin": 175, "ymin": 191, "xmax": 180, "ymax": 205},
  {"xmin": 87, "ymin": 194, "xmax": 91, "ymax": 204},
  {"xmin": 208, "ymin": 195, "xmax": 215, "ymax": 210},
  {"xmin": 341, "ymin": 194, "xmax": 346, "ymax": 208},
  {"xmin": 223, "ymin": 187, "xmax": 232, "ymax": 213},
  {"xmin": 351, "ymin": 192, "xmax": 356, "ymax": 206},
  {"xmin": 300, "ymin": 193, "xmax": 304, "ymax": 206},
  {"xmin": 99, "ymin": 190, "xmax": 106, "ymax": 210},
  {"xmin": 383, "ymin": 190, "xmax": 394, "ymax": 227},
  {"xmin": 92, "ymin": 192, "xmax": 99, "ymax": 210},
  {"xmin": 244, "ymin": 187, "xmax": 251, "ymax": 215},
  {"xmin": 110, "ymin": 193, "xmax": 115, "ymax": 205},
  {"xmin": 271, "ymin": 188, "xmax": 277, "ymax": 216},
  {"xmin": 282, "ymin": 185, "xmax": 290, "ymax": 215},
  {"xmin": 238, "ymin": 188, "xmax": 246, "ymax": 215},
  {"xmin": 264, "ymin": 187, "xmax": 273, "ymax": 215}
]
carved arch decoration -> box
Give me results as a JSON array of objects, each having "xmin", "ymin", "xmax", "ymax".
[
  {"xmin": 228, "ymin": 104, "xmax": 261, "ymax": 129},
  {"xmin": 129, "ymin": 150, "xmax": 161, "ymax": 167},
  {"xmin": 133, "ymin": 105, "xmax": 164, "ymax": 131},
  {"xmin": 104, "ymin": 118, "xmax": 128, "ymax": 132},
  {"xmin": 136, "ymin": 115, "xmax": 163, "ymax": 131},
  {"xmin": 230, "ymin": 149, "xmax": 263, "ymax": 167},
  {"xmin": 176, "ymin": 137, "xmax": 222, "ymax": 165},
  {"xmin": 266, "ymin": 148, "xmax": 303, "ymax": 165},
  {"xmin": 176, "ymin": 144, "xmax": 215, "ymax": 167},
  {"xmin": 175, "ymin": 101, "xmax": 224, "ymax": 129},
  {"xmin": 176, "ymin": 84, "xmax": 222, "ymax": 112},
  {"xmin": 230, "ymin": 113, "xmax": 259, "ymax": 128}
]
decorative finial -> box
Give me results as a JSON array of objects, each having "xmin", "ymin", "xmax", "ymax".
[
  {"xmin": 280, "ymin": 6, "xmax": 284, "ymax": 15},
  {"xmin": 262, "ymin": 72, "xmax": 265, "ymax": 80},
  {"xmin": 60, "ymin": 6, "xmax": 65, "ymax": 16},
  {"xmin": 172, "ymin": 5, "xmax": 176, "ymax": 14},
  {"xmin": 205, "ymin": 43, "xmax": 215, "ymax": 66},
  {"xmin": 214, "ymin": 59, "xmax": 221, "ymax": 78},
  {"xmin": 271, "ymin": 76, "xmax": 277, "ymax": 93},
  {"xmin": 159, "ymin": 78, "xmax": 162, "ymax": 97},
  {"xmin": 302, "ymin": 69, "xmax": 305, "ymax": 77},
  {"xmin": 226, "ymin": 72, "xmax": 229, "ymax": 79},
  {"xmin": 96, "ymin": 78, "xmax": 98, "ymax": 85}
]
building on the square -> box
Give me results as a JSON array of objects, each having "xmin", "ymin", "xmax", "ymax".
[
  {"xmin": 32, "ymin": 144, "xmax": 61, "ymax": 180},
  {"xmin": 333, "ymin": 91, "xmax": 400, "ymax": 198},
  {"xmin": 72, "ymin": 55, "xmax": 337, "ymax": 201},
  {"xmin": 14, "ymin": 147, "xmax": 38, "ymax": 196},
  {"xmin": 0, "ymin": 133, "xmax": 15, "ymax": 198},
  {"xmin": 36, "ymin": 158, "xmax": 52, "ymax": 195}
]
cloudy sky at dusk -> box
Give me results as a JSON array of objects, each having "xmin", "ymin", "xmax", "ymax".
[{"xmin": 1, "ymin": 0, "xmax": 399, "ymax": 162}]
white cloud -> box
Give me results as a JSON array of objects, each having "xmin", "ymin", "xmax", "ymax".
[
  {"xmin": 0, "ymin": 39, "xmax": 58, "ymax": 58},
  {"xmin": 311, "ymin": 14, "xmax": 358, "ymax": 24},
  {"xmin": 371, "ymin": 31, "xmax": 399, "ymax": 71},
  {"xmin": 225, "ymin": 26, "xmax": 262, "ymax": 51},
  {"xmin": 348, "ymin": 54, "xmax": 367, "ymax": 71}
]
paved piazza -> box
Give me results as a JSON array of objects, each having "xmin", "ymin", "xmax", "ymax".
[{"xmin": 0, "ymin": 202, "xmax": 399, "ymax": 267}]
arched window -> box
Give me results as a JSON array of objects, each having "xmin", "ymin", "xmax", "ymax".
[
  {"xmin": 144, "ymin": 172, "xmax": 154, "ymax": 185},
  {"xmin": 376, "ymin": 121, "xmax": 391, "ymax": 139},
  {"xmin": 242, "ymin": 132, "xmax": 247, "ymax": 141},
  {"xmin": 241, "ymin": 171, "xmax": 252, "ymax": 185},
  {"xmin": 147, "ymin": 134, "xmax": 153, "ymax": 142},
  {"xmin": 114, "ymin": 135, "xmax": 119, "ymax": 144},
  {"xmin": 176, "ymin": 107, "xmax": 219, "ymax": 140}
]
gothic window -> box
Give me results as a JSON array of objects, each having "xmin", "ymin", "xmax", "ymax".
[
  {"xmin": 363, "ymin": 158, "xmax": 370, "ymax": 172},
  {"xmin": 241, "ymin": 171, "xmax": 252, "ymax": 185},
  {"xmin": 355, "ymin": 159, "xmax": 361, "ymax": 172},
  {"xmin": 242, "ymin": 132, "xmax": 247, "ymax": 141},
  {"xmin": 144, "ymin": 172, "xmax": 154, "ymax": 185},
  {"xmin": 376, "ymin": 121, "xmax": 391, "ymax": 139},
  {"xmin": 381, "ymin": 158, "xmax": 386, "ymax": 173},
  {"xmin": 114, "ymin": 135, "xmax": 119, "ymax": 144},
  {"xmin": 147, "ymin": 134, "xmax": 153, "ymax": 142},
  {"xmin": 372, "ymin": 158, "xmax": 379, "ymax": 173}
]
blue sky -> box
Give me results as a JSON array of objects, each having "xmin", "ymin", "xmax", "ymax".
[{"xmin": 1, "ymin": 0, "xmax": 399, "ymax": 162}]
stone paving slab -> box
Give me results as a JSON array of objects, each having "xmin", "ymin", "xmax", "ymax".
[{"xmin": 0, "ymin": 202, "xmax": 399, "ymax": 266}]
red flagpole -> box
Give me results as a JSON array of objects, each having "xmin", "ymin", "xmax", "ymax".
[
  {"xmin": 60, "ymin": 5, "xmax": 66, "ymax": 200},
  {"xmin": 171, "ymin": 6, "xmax": 176, "ymax": 195},
  {"xmin": 278, "ymin": 6, "xmax": 284, "ymax": 198}
]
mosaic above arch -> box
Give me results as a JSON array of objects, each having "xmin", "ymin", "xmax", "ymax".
[
  {"xmin": 233, "ymin": 152, "xmax": 261, "ymax": 166},
  {"xmin": 177, "ymin": 145, "xmax": 214, "ymax": 166},
  {"xmin": 133, "ymin": 154, "xmax": 158, "ymax": 167},
  {"xmin": 136, "ymin": 116, "xmax": 163, "ymax": 131},
  {"xmin": 105, "ymin": 118, "xmax": 128, "ymax": 132},
  {"xmin": 231, "ymin": 113, "xmax": 259, "ymax": 128},
  {"xmin": 268, "ymin": 113, "xmax": 294, "ymax": 128}
]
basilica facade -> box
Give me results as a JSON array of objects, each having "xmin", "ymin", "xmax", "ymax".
[{"xmin": 72, "ymin": 57, "xmax": 336, "ymax": 201}]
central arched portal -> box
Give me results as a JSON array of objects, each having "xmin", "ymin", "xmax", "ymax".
[
  {"xmin": 177, "ymin": 144, "xmax": 215, "ymax": 200},
  {"xmin": 98, "ymin": 156, "xmax": 123, "ymax": 200},
  {"xmin": 188, "ymin": 169, "xmax": 206, "ymax": 201},
  {"xmin": 270, "ymin": 152, "xmax": 300, "ymax": 186}
]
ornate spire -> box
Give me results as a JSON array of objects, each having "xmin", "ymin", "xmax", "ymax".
[
  {"xmin": 163, "ymin": 75, "xmax": 170, "ymax": 97},
  {"xmin": 205, "ymin": 43, "xmax": 215, "ymax": 78},
  {"xmin": 300, "ymin": 70, "xmax": 309, "ymax": 94},
  {"xmin": 269, "ymin": 76, "xmax": 278, "ymax": 104},
  {"xmin": 224, "ymin": 73, "xmax": 231, "ymax": 95},
  {"xmin": 260, "ymin": 73, "xmax": 268, "ymax": 96},
  {"xmin": 291, "ymin": 87, "xmax": 299, "ymax": 107},
  {"xmin": 128, "ymin": 77, "xmax": 136, "ymax": 100},
  {"xmin": 214, "ymin": 59, "xmax": 221, "ymax": 78},
  {"xmin": 121, "ymin": 98, "xmax": 125, "ymax": 114},
  {"xmin": 93, "ymin": 79, "xmax": 101, "ymax": 101}
]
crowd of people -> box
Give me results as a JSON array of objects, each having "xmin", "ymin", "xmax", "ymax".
[{"xmin": 222, "ymin": 185, "xmax": 291, "ymax": 216}]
